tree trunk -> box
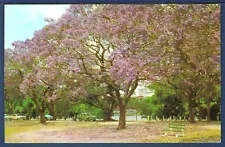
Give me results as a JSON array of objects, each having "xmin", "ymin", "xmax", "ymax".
[
  {"xmin": 74, "ymin": 113, "xmax": 78, "ymax": 121},
  {"xmin": 117, "ymin": 103, "xmax": 126, "ymax": 129},
  {"xmin": 188, "ymin": 98, "xmax": 195, "ymax": 123},
  {"xmin": 39, "ymin": 109, "xmax": 46, "ymax": 124},
  {"xmin": 198, "ymin": 106, "xmax": 202, "ymax": 121},
  {"xmin": 49, "ymin": 102, "xmax": 57, "ymax": 120},
  {"xmin": 33, "ymin": 96, "xmax": 46, "ymax": 124},
  {"xmin": 103, "ymin": 110, "xmax": 113, "ymax": 121},
  {"xmin": 207, "ymin": 100, "xmax": 211, "ymax": 121}
]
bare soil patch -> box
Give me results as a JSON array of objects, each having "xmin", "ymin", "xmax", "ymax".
[{"xmin": 6, "ymin": 121, "xmax": 164, "ymax": 143}]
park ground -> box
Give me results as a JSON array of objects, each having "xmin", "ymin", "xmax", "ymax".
[{"xmin": 5, "ymin": 120, "xmax": 221, "ymax": 143}]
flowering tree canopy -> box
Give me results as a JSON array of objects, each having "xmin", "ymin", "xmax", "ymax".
[{"xmin": 6, "ymin": 4, "xmax": 220, "ymax": 127}]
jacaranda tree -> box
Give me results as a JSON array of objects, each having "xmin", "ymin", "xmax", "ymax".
[{"xmin": 6, "ymin": 4, "xmax": 220, "ymax": 128}]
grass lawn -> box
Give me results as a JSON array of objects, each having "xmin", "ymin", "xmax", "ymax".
[
  {"xmin": 5, "ymin": 120, "xmax": 221, "ymax": 143},
  {"xmin": 5, "ymin": 120, "xmax": 101, "ymax": 137},
  {"xmin": 138, "ymin": 121, "xmax": 221, "ymax": 143}
]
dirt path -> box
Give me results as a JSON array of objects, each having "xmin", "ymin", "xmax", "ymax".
[{"xmin": 6, "ymin": 122, "xmax": 164, "ymax": 143}]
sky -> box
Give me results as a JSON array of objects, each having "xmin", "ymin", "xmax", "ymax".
[{"xmin": 5, "ymin": 5, "xmax": 70, "ymax": 49}]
